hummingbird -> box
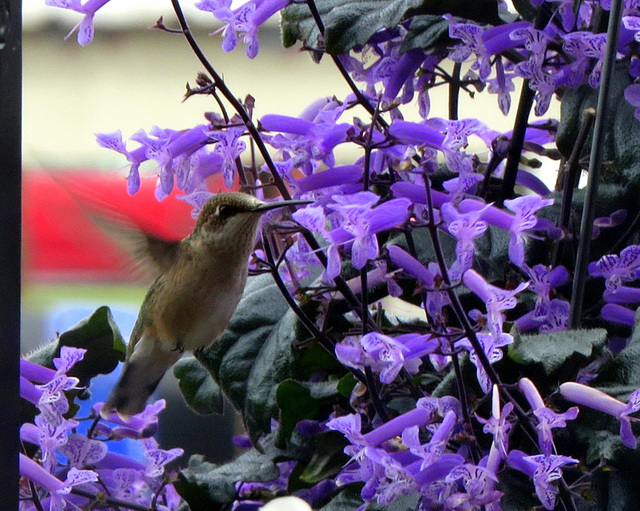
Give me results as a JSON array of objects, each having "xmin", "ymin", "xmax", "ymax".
[{"xmin": 102, "ymin": 192, "xmax": 311, "ymax": 418}]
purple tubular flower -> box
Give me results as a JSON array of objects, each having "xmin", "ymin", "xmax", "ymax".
[
  {"xmin": 326, "ymin": 193, "xmax": 411, "ymax": 271},
  {"xmin": 459, "ymin": 199, "xmax": 514, "ymax": 230},
  {"xmin": 463, "ymin": 269, "xmax": 528, "ymax": 341},
  {"xmin": 261, "ymin": 114, "xmax": 316, "ymax": 135},
  {"xmin": 388, "ymin": 120, "xmax": 445, "ymax": 148},
  {"xmin": 402, "ymin": 409, "xmax": 457, "ymax": 469},
  {"xmin": 503, "ymin": 195, "xmax": 554, "ymax": 267},
  {"xmin": 507, "ymin": 450, "xmax": 578, "ymax": 510},
  {"xmin": 382, "ymin": 49, "xmax": 425, "ymax": 104},
  {"xmin": 601, "ymin": 303, "xmax": 636, "ymax": 327},
  {"xmin": 390, "ymin": 182, "xmax": 449, "ymax": 209},
  {"xmin": 20, "ymin": 377, "xmax": 43, "ymax": 405},
  {"xmin": 476, "ymin": 385, "xmax": 514, "ymax": 459},
  {"xmin": 588, "ymin": 245, "xmax": 640, "ymax": 292},
  {"xmin": 516, "ymin": 298, "xmax": 570, "ymax": 333},
  {"xmin": 198, "ymin": 0, "xmax": 290, "ymax": 58},
  {"xmin": 560, "ymin": 382, "xmax": 640, "ymax": 449},
  {"xmin": 515, "ymin": 169, "xmax": 551, "ymax": 196},
  {"xmin": 457, "ymin": 332, "xmax": 513, "ymax": 393},
  {"xmin": 519, "ymin": 378, "xmax": 578, "ymax": 454},
  {"xmin": 20, "ymin": 454, "xmax": 99, "ymax": 510},
  {"xmin": 20, "ymin": 359, "xmax": 57, "ymax": 383},
  {"xmin": 295, "ymin": 165, "xmax": 363, "ymax": 193},
  {"xmin": 45, "ymin": 0, "xmax": 111, "ymax": 46},
  {"xmin": 209, "ymin": 127, "xmax": 246, "ymax": 188},
  {"xmin": 363, "ymin": 408, "xmax": 432, "ymax": 446},
  {"xmin": 604, "ymin": 286, "xmax": 640, "ymax": 304},
  {"xmin": 20, "ymin": 453, "xmax": 66, "ymax": 492},
  {"xmin": 387, "ymin": 245, "xmax": 435, "ymax": 286},
  {"xmin": 335, "ymin": 331, "xmax": 433, "ymax": 384},
  {"xmin": 96, "ymin": 399, "xmax": 166, "ymax": 438},
  {"xmin": 441, "ymin": 201, "xmax": 491, "ymax": 280}
]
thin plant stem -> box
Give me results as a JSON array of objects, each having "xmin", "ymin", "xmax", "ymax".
[
  {"xmin": 449, "ymin": 62, "xmax": 461, "ymax": 121},
  {"xmin": 500, "ymin": 79, "xmax": 535, "ymax": 204},
  {"xmin": 570, "ymin": 0, "xmax": 623, "ymax": 328},
  {"xmin": 551, "ymin": 108, "xmax": 595, "ymax": 268}
]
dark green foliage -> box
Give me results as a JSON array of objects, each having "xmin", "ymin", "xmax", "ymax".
[
  {"xmin": 27, "ymin": 305, "xmax": 126, "ymax": 387},
  {"xmin": 508, "ymin": 328, "xmax": 607, "ymax": 375},
  {"xmin": 174, "ymin": 357, "xmax": 224, "ymax": 415},
  {"xmin": 281, "ymin": 0, "xmax": 501, "ymax": 55}
]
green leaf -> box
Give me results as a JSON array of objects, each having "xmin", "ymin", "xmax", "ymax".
[
  {"xmin": 176, "ymin": 452, "xmax": 280, "ymax": 507},
  {"xmin": 298, "ymin": 431, "xmax": 349, "ymax": 485},
  {"xmin": 243, "ymin": 309, "xmax": 300, "ymax": 446},
  {"xmin": 176, "ymin": 430, "xmax": 313, "ymax": 508},
  {"xmin": 173, "ymin": 357, "xmax": 223, "ymax": 415},
  {"xmin": 318, "ymin": 484, "xmax": 364, "ymax": 511},
  {"xmin": 277, "ymin": 380, "xmax": 339, "ymax": 442},
  {"xmin": 337, "ymin": 373, "xmax": 357, "ymax": 398},
  {"xmin": 557, "ymin": 63, "xmax": 640, "ymax": 185},
  {"xmin": 508, "ymin": 328, "xmax": 607, "ymax": 375},
  {"xmin": 401, "ymin": 14, "xmax": 450, "ymax": 52},
  {"xmin": 566, "ymin": 311, "xmax": 640, "ymax": 464},
  {"xmin": 281, "ymin": 0, "xmax": 501, "ymax": 55},
  {"xmin": 27, "ymin": 306, "xmax": 126, "ymax": 386}
]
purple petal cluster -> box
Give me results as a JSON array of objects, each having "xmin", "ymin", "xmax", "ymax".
[{"xmin": 19, "ymin": 348, "xmax": 184, "ymax": 510}]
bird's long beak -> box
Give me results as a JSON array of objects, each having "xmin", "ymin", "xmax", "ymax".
[{"xmin": 254, "ymin": 198, "xmax": 313, "ymax": 212}]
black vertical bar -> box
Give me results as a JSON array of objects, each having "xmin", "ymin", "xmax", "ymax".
[{"xmin": 0, "ymin": 0, "xmax": 21, "ymax": 509}]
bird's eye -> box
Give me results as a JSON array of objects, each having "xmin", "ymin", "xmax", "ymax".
[{"xmin": 216, "ymin": 204, "xmax": 239, "ymax": 219}]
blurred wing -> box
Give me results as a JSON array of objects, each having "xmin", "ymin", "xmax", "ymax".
[{"xmin": 88, "ymin": 212, "xmax": 181, "ymax": 281}]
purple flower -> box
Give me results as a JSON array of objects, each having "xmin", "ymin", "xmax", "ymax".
[
  {"xmin": 416, "ymin": 396, "xmax": 463, "ymax": 432},
  {"xmin": 507, "ymin": 450, "xmax": 578, "ymax": 510},
  {"xmin": 20, "ymin": 454, "xmax": 99, "ymax": 510},
  {"xmin": 463, "ymin": 269, "xmax": 528, "ymax": 343},
  {"xmin": 198, "ymin": 0, "xmax": 290, "ymax": 58},
  {"xmin": 59, "ymin": 433, "xmax": 107, "ymax": 468},
  {"xmin": 604, "ymin": 286, "xmax": 640, "ymax": 304},
  {"xmin": 335, "ymin": 332, "xmax": 435, "ymax": 384},
  {"xmin": 441, "ymin": 201, "xmax": 491, "ymax": 280},
  {"xmin": 601, "ymin": 303, "xmax": 637, "ymax": 327},
  {"xmin": 589, "ymin": 245, "xmax": 640, "ymax": 292},
  {"xmin": 323, "ymin": 192, "xmax": 411, "ymax": 273},
  {"xmin": 45, "ymin": 0, "xmax": 111, "ymax": 46},
  {"xmin": 563, "ymin": 32, "xmax": 607, "ymax": 88},
  {"xmin": 526, "ymin": 264, "xmax": 569, "ymax": 316},
  {"xmin": 503, "ymin": 195, "xmax": 554, "ymax": 268},
  {"xmin": 456, "ymin": 332, "xmax": 513, "ymax": 393},
  {"xmin": 140, "ymin": 437, "xmax": 184, "ymax": 477},
  {"xmin": 560, "ymin": 382, "xmax": 640, "ymax": 449},
  {"xmin": 487, "ymin": 57, "xmax": 516, "ymax": 115},
  {"xmin": 261, "ymin": 113, "xmax": 353, "ymax": 172},
  {"xmin": 516, "ymin": 298, "xmax": 571, "ymax": 333},
  {"xmin": 208, "ymin": 127, "xmax": 246, "ymax": 188},
  {"xmin": 445, "ymin": 17, "xmax": 528, "ymax": 81},
  {"xmin": 97, "ymin": 125, "xmax": 223, "ymax": 200},
  {"xmin": 476, "ymin": 385, "xmax": 514, "ymax": 459},
  {"xmin": 444, "ymin": 463, "xmax": 502, "ymax": 509},
  {"xmin": 402, "ymin": 410, "xmax": 457, "ymax": 469},
  {"xmin": 97, "ymin": 399, "xmax": 166, "ymax": 439},
  {"xmin": 519, "ymin": 378, "xmax": 578, "ymax": 454},
  {"xmin": 386, "ymin": 245, "xmax": 451, "ymax": 321},
  {"xmin": 20, "ymin": 359, "xmax": 57, "ymax": 384}
]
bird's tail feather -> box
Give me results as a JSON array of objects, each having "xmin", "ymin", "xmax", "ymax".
[{"xmin": 102, "ymin": 341, "xmax": 182, "ymax": 418}]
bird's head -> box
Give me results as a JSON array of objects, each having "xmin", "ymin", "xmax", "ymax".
[{"xmin": 193, "ymin": 192, "xmax": 311, "ymax": 249}]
